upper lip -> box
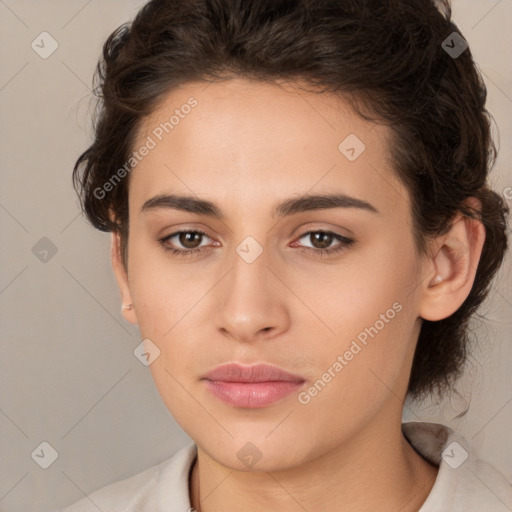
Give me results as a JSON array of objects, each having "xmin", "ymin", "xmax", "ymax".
[{"xmin": 202, "ymin": 363, "xmax": 305, "ymax": 383}]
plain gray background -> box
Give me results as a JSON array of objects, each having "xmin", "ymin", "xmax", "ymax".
[{"xmin": 0, "ymin": 1, "xmax": 511, "ymax": 511}]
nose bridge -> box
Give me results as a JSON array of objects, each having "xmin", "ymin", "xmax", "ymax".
[
  {"xmin": 224, "ymin": 240, "xmax": 273, "ymax": 313},
  {"xmin": 213, "ymin": 239, "xmax": 288, "ymax": 340}
]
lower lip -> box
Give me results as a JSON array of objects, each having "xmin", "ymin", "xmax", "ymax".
[{"xmin": 203, "ymin": 380, "xmax": 305, "ymax": 408}]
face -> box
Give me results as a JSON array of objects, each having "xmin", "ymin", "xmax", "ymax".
[{"xmin": 115, "ymin": 78, "xmax": 429, "ymax": 471}]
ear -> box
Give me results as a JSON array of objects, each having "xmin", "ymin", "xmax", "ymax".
[
  {"xmin": 111, "ymin": 232, "xmax": 138, "ymax": 324},
  {"xmin": 418, "ymin": 198, "xmax": 486, "ymax": 321}
]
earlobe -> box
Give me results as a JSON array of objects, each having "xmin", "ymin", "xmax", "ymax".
[
  {"xmin": 111, "ymin": 232, "xmax": 138, "ymax": 325},
  {"xmin": 419, "ymin": 204, "xmax": 486, "ymax": 322}
]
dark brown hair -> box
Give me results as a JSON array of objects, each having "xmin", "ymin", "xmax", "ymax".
[{"xmin": 73, "ymin": 0, "xmax": 509, "ymax": 403}]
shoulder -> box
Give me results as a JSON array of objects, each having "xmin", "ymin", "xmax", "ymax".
[
  {"xmin": 61, "ymin": 441, "xmax": 197, "ymax": 512},
  {"xmin": 402, "ymin": 422, "xmax": 512, "ymax": 511}
]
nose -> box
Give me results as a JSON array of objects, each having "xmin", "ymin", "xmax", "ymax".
[{"xmin": 213, "ymin": 248, "xmax": 290, "ymax": 344}]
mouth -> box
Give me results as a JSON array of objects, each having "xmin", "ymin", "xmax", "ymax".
[{"xmin": 201, "ymin": 363, "xmax": 306, "ymax": 408}]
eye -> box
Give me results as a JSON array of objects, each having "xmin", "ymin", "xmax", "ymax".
[
  {"xmin": 291, "ymin": 230, "xmax": 355, "ymax": 256},
  {"xmin": 158, "ymin": 229, "xmax": 355, "ymax": 259},
  {"xmin": 158, "ymin": 230, "xmax": 215, "ymax": 258}
]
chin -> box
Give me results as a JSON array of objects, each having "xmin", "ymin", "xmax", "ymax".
[{"xmin": 196, "ymin": 429, "xmax": 315, "ymax": 473}]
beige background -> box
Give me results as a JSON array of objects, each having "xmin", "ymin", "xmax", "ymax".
[{"xmin": 0, "ymin": 1, "xmax": 510, "ymax": 511}]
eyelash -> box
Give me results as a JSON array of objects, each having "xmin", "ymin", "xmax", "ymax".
[{"xmin": 158, "ymin": 229, "xmax": 355, "ymax": 258}]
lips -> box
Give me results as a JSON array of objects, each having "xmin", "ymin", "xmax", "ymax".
[
  {"xmin": 201, "ymin": 363, "xmax": 306, "ymax": 408},
  {"xmin": 202, "ymin": 363, "xmax": 305, "ymax": 383}
]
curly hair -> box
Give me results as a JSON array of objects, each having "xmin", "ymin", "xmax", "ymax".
[{"xmin": 72, "ymin": 0, "xmax": 509, "ymax": 403}]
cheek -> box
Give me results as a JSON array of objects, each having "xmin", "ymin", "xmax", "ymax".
[
  {"xmin": 321, "ymin": 237, "xmax": 418, "ymax": 333},
  {"xmin": 309, "ymin": 240, "xmax": 420, "ymax": 390},
  {"xmin": 296, "ymin": 295, "xmax": 417, "ymax": 445},
  {"xmin": 126, "ymin": 233, "xmax": 202, "ymax": 333}
]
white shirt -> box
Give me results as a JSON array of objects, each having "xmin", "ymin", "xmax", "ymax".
[{"xmin": 60, "ymin": 422, "xmax": 512, "ymax": 511}]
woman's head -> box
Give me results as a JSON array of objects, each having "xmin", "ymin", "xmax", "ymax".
[{"xmin": 72, "ymin": 0, "xmax": 508, "ymax": 468}]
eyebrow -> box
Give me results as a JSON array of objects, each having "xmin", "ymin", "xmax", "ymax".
[{"xmin": 140, "ymin": 192, "xmax": 379, "ymax": 218}]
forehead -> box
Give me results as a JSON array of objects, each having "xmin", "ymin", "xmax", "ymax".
[
  {"xmin": 135, "ymin": 77, "xmax": 381, "ymax": 154},
  {"xmin": 130, "ymin": 78, "xmax": 408, "ymax": 219}
]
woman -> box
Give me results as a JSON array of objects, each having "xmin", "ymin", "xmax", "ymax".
[{"xmin": 65, "ymin": 0, "xmax": 511, "ymax": 510}]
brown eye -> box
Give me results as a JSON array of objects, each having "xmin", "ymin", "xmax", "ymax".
[
  {"xmin": 291, "ymin": 230, "xmax": 355, "ymax": 257},
  {"xmin": 309, "ymin": 232, "xmax": 334, "ymax": 249},
  {"xmin": 159, "ymin": 229, "xmax": 213, "ymax": 257},
  {"xmin": 178, "ymin": 231, "xmax": 204, "ymax": 249}
]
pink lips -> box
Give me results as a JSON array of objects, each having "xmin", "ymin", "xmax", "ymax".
[{"xmin": 201, "ymin": 363, "xmax": 306, "ymax": 408}]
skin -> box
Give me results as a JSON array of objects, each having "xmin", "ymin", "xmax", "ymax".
[{"xmin": 111, "ymin": 78, "xmax": 485, "ymax": 511}]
